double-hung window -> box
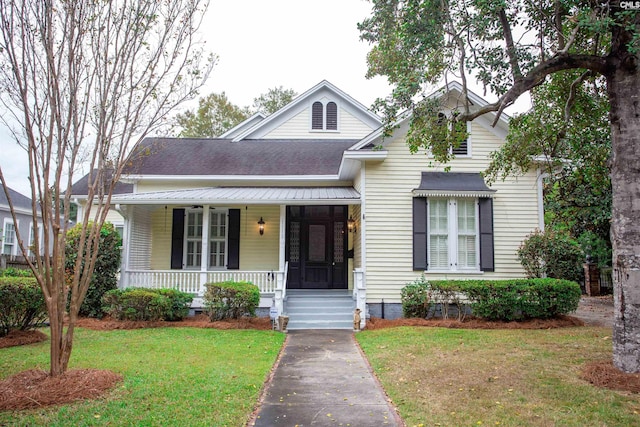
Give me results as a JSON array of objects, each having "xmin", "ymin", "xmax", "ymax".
[
  {"xmin": 412, "ymin": 171, "xmax": 495, "ymax": 272},
  {"xmin": 2, "ymin": 220, "xmax": 16, "ymax": 255},
  {"xmin": 427, "ymin": 198, "xmax": 478, "ymax": 271},
  {"xmin": 183, "ymin": 209, "xmax": 228, "ymax": 270}
]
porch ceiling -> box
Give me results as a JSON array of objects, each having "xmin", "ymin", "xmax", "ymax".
[{"xmin": 111, "ymin": 186, "xmax": 361, "ymax": 205}]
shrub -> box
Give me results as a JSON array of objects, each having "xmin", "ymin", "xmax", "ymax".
[
  {"xmin": 102, "ymin": 288, "xmax": 193, "ymax": 321},
  {"xmin": 400, "ymin": 278, "xmax": 581, "ymax": 321},
  {"xmin": 203, "ymin": 281, "xmax": 260, "ymax": 321},
  {"xmin": 0, "ymin": 277, "xmax": 47, "ymax": 337},
  {"xmin": 65, "ymin": 222, "xmax": 122, "ymax": 318},
  {"xmin": 0, "ymin": 267, "xmax": 33, "ymax": 277},
  {"xmin": 517, "ymin": 230, "xmax": 584, "ymax": 282}
]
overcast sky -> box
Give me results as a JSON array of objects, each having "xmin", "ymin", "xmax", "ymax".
[{"xmin": 0, "ymin": 0, "xmax": 529, "ymax": 197}]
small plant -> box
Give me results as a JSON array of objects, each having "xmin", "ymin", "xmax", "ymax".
[
  {"xmin": 102, "ymin": 287, "xmax": 193, "ymax": 321},
  {"xmin": 66, "ymin": 222, "xmax": 122, "ymax": 318},
  {"xmin": 0, "ymin": 277, "xmax": 47, "ymax": 336},
  {"xmin": 0, "ymin": 267, "xmax": 33, "ymax": 277},
  {"xmin": 203, "ymin": 281, "xmax": 260, "ymax": 321}
]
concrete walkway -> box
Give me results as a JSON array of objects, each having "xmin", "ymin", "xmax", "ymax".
[{"xmin": 250, "ymin": 330, "xmax": 402, "ymax": 427}]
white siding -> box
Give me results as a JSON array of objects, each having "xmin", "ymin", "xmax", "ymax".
[
  {"xmin": 362, "ymin": 122, "xmax": 540, "ymax": 302},
  {"xmin": 264, "ymin": 107, "xmax": 374, "ymax": 139}
]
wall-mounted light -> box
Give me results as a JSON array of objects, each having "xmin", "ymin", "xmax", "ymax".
[
  {"xmin": 258, "ymin": 217, "xmax": 265, "ymax": 235},
  {"xmin": 347, "ymin": 215, "xmax": 357, "ymax": 234}
]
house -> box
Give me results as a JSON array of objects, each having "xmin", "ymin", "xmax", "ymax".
[
  {"xmin": 0, "ymin": 185, "xmax": 43, "ymax": 262},
  {"xmin": 72, "ymin": 80, "xmax": 543, "ymax": 329}
]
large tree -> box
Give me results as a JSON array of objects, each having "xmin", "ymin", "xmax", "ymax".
[
  {"xmin": 360, "ymin": 0, "xmax": 640, "ymax": 372},
  {"xmin": 174, "ymin": 86, "xmax": 297, "ymax": 137},
  {"xmin": 175, "ymin": 92, "xmax": 250, "ymax": 138},
  {"xmin": 0, "ymin": 0, "xmax": 213, "ymax": 376}
]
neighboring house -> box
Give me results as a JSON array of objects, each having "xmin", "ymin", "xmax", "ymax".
[
  {"xmin": 71, "ymin": 80, "xmax": 544, "ymax": 328},
  {"xmin": 0, "ymin": 185, "xmax": 43, "ymax": 259}
]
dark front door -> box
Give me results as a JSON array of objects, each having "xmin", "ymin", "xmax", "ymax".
[{"xmin": 286, "ymin": 206, "xmax": 347, "ymax": 289}]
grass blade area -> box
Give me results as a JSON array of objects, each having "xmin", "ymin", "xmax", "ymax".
[
  {"xmin": 357, "ymin": 326, "xmax": 640, "ymax": 427},
  {"xmin": 0, "ymin": 327, "xmax": 285, "ymax": 426}
]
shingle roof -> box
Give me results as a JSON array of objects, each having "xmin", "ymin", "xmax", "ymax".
[
  {"xmin": 70, "ymin": 170, "xmax": 134, "ymax": 197},
  {"xmin": 0, "ymin": 185, "xmax": 33, "ymax": 211},
  {"xmin": 123, "ymin": 138, "xmax": 359, "ymax": 176}
]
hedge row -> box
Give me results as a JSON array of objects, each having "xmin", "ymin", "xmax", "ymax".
[
  {"xmin": 203, "ymin": 281, "xmax": 260, "ymax": 321},
  {"xmin": 0, "ymin": 277, "xmax": 47, "ymax": 337},
  {"xmin": 102, "ymin": 288, "xmax": 193, "ymax": 321},
  {"xmin": 402, "ymin": 277, "xmax": 581, "ymax": 321}
]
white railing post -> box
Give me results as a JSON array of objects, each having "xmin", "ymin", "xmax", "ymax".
[{"xmin": 353, "ymin": 268, "xmax": 366, "ymax": 329}]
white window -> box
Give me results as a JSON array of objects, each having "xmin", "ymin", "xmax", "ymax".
[
  {"xmin": 183, "ymin": 209, "xmax": 228, "ymax": 269},
  {"xmin": 2, "ymin": 220, "xmax": 16, "ymax": 255},
  {"xmin": 310, "ymin": 100, "xmax": 338, "ymax": 131},
  {"xmin": 427, "ymin": 198, "xmax": 479, "ymax": 271},
  {"xmin": 208, "ymin": 211, "xmax": 227, "ymax": 268}
]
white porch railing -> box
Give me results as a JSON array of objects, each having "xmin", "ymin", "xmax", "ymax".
[{"xmin": 121, "ymin": 269, "xmax": 284, "ymax": 295}]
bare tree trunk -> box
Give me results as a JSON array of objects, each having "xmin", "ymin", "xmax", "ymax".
[{"xmin": 608, "ymin": 65, "xmax": 640, "ymax": 373}]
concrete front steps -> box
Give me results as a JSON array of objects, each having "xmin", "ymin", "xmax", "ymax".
[{"xmin": 284, "ymin": 289, "xmax": 355, "ymax": 330}]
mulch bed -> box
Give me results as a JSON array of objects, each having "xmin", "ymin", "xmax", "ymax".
[
  {"xmin": 0, "ymin": 369, "xmax": 122, "ymax": 411},
  {"xmin": 365, "ymin": 314, "xmax": 586, "ymax": 330},
  {"xmin": 581, "ymin": 360, "xmax": 640, "ymax": 394},
  {"xmin": 0, "ymin": 330, "xmax": 48, "ymax": 349},
  {"xmin": 74, "ymin": 314, "xmax": 273, "ymax": 331}
]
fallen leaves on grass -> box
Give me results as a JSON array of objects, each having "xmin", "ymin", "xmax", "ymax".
[
  {"xmin": 0, "ymin": 330, "xmax": 47, "ymax": 349},
  {"xmin": 0, "ymin": 369, "xmax": 122, "ymax": 411},
  {"xmin": 581, "ymin": 360, "xmax": 640, "ymax": 394}
]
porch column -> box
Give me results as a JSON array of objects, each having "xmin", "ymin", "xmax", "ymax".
[
  {"xmin": 279, "ymin": 205, "xmax": 286, "ymax": 271},
  {"xmin": 200, "ymin": 205, "xmax": 210, "ymax": 295}
]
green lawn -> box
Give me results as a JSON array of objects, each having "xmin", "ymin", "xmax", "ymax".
[
  {"xmin": 0, "ymin": 327, "xmax": 285, "ymax": 426},
  {"xmin": 357, "ymin": 326, "xmax": 640, "ymax": 427}
]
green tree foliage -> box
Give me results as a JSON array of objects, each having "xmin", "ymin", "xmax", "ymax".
[
  {"xmin": 359, "ymin": 1, "xmax": 640, "ymax": 372},
  {"xmin": 252, "ymin": 86, "xmax": 297, "ymax": 115},
  {"xmin": 175, "ymin": 92, "xmax": 250, "ymax": 138},
  {"xmin": 485, "ymin": 72, "xmax": 612, "ymax": 267},
  {"xmin": 66, "ymin": 222, "xmax": 122, "ymax": 318},
  {"xmin": 174, "ymin": 86, "xmax": 297, "ymax": 137}
]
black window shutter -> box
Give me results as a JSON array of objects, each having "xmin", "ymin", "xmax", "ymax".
[
  {"xmin": 227, "ymin": 209, "xmax": 240, "ymax": 269},
  {"xmin": 478, "ymin": 198, "xmax": 495, "ymax": 272},
  {"xmin": 170, "ymin": 209, "xmax": 185, "ymax": 270},
  {"xmin": 413, "ymin": 197, "xmax": 428, "ymax": 270}
]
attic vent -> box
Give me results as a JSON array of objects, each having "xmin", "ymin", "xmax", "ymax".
[
  {"xmin": 312, "ymin": 102, "xmax": 323, "ymax": 129},
  {"xmin": 452, "ymin": 140, "xmax": 468, "ymax": 156},
  {"xmin": 326, "ymin": 102, "xmax": 337, "ymax": 130}
]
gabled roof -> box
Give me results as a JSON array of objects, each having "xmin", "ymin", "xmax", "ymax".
[
  {"xmin": 0, "ymin": 185, "xmax": 33, "ymax": 211},
  {"xmin": 219, "ymin": 112, "xmax": 266, "ymax": 139},
  {"xmin": 122, "ymin": 138, "xmax": 359, "ymax": 179},
  {"xmin": 231, "ymin": 80, "xmax": 381, "ymax": 141},
  {"xmin": 350, "ymin": 81, "xmax": 509, "ymax": 151}
]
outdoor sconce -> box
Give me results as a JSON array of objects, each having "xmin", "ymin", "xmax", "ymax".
[
  {"xmin": 258, "ymin": 217, "xmax": 265, "ymax": 235},
  {"xmin": 347, "ymin": 215, "xmax": 357, "ymax": 234}
]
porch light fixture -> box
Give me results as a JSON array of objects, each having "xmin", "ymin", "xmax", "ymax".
[
  {"xmin": 347, "ymin": 215, "xmax": 357, "ymax": 234},
  {"xmin": 258, "ymin": 217, "xmax": 265, "ymax": 235}
]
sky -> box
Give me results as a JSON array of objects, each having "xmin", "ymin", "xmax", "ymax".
[{"xmin": 0, "ymin": 0, "xmax": 530, "ymax": 197}]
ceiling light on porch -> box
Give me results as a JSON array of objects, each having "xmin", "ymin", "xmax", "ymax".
[
  {"xmin": 347, "ymin": 215, "xmax": 357, "ymax": 234},
  {"xmin": 258, "ymin": 217, "xmax": 265, "ymax": 235}
]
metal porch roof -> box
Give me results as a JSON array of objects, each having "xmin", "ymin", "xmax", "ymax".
[{"xmin": 111, "ymin": 187, "xmax": 361, "ymax": 205}]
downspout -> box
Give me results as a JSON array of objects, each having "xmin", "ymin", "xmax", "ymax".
[{"xmin": 536, "ymin": 170, "xmax": 548, "ymax": 231}]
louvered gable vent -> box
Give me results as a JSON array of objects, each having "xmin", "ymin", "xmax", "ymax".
[
  {"xmin": 326, "ymin": 102, "xmax": 337, "ymax": 130},
  {"xmin": 312, "ymin": 101, "xmax": 323, "ymax": 129}
]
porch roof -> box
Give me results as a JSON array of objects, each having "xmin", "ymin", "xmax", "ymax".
[{"xmin": 111, "ymin": 186, "xmax": 361, "ymax": 205}]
